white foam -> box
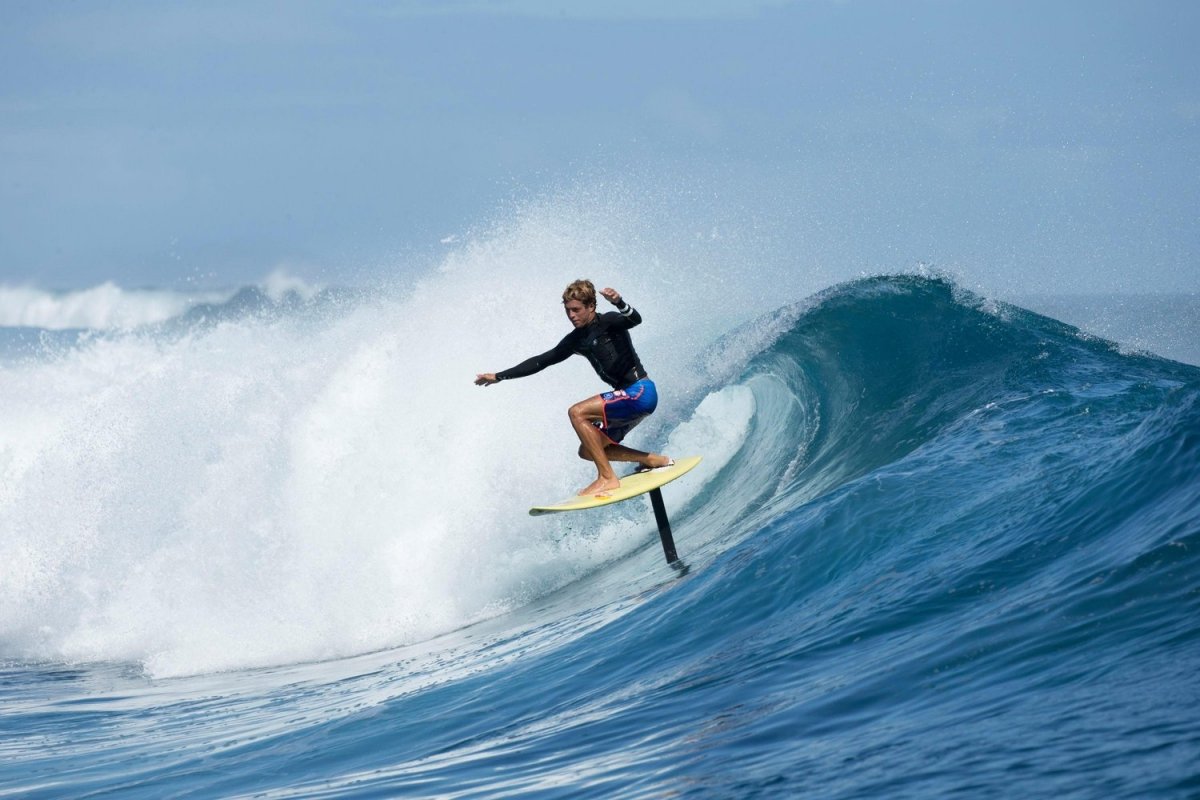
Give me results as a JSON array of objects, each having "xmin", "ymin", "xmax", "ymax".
[
  {"xmin": 260, "ymin": 267, "xmax": 323, "ymax": 303},
  {"xmin": 658, "ymin": 385, "xmax": 756, "ymax": 508},
  {"xmin": 0, "ymin": 268, "xmax": 324, "ymax": 332},
  {"xmin": 0, "ymin": 282, "xmax": 233, "ymax": 330},
  {"xmin": 0, "ymin": 199, "xmax": 774, "ymax": 677}
]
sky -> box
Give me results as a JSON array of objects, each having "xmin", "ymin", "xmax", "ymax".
[{"xmin": 1, "ymin": 0, "xmax": 1198, "ymax": 294}]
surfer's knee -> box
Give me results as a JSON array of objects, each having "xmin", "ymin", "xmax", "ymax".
[{"xmin": 567, "ymin": 401, "xmax": 589, "ymax": 424}]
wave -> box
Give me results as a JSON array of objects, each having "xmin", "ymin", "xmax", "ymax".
[
  {"xmin": 2, "ymin": 264, "xmax": 1196, "ymax": 687},
  {"xmin": 0, "ymin": 269, "xmax": 325, "ymax": 332},
  {"xmin": 3, "ymin": 269, "xmax": 1199, "ymax": 797}
]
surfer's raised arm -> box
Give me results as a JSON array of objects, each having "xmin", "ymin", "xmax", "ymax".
[{"xmin": 600, "ymin": 287, "xmax": 641, "ymax": 327}]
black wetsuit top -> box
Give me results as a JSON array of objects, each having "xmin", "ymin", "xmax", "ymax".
[{"xmin": 496, "ymin": 301, "xmax": 648, "ymax": 390}]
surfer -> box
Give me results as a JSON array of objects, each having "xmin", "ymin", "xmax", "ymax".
[{"xmin": 475, "ymin": 280, "xmax": 672, "ymax": 496}]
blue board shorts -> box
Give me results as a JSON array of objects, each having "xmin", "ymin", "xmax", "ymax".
[{"xmin": 596, "ymin": 378, "xmax": 658, "ymax": 444}]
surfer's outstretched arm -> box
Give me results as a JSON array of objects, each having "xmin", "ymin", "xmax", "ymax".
[{"xmin": 474, "ymin": 338, "xmax": 574, "ymax": 387}]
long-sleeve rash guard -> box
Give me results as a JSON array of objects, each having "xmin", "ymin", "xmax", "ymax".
[{"xmin": 496, "ymin": 300, "xmax": 647, "ymax": 390}]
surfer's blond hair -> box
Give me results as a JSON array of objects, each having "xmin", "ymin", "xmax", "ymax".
[{"xmin": 562, "ymin": 279, "xmax": 596, "ymax": 307}]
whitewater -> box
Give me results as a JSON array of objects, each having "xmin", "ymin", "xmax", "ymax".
[{"xmin": 2, "ymin": 209, "xmax": 1198, "ymax": 798}]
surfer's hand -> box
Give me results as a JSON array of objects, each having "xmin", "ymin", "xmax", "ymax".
[
  {"xmin": 475, "ymin": 373, "xmax": 499, "ymax": 386},
  {"xmin": 600, "ymin": 287, "xmax": 622, "ymax": 306}
]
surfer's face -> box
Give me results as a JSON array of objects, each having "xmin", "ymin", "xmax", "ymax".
[{"xmin": 564, "ymin": 299, "xmax": 596, "ymax": 328}]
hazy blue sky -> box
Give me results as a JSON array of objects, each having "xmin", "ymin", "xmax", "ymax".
[{"xmin": 2, "ymin": 0, "xmax": 1197, "ymax": 293}]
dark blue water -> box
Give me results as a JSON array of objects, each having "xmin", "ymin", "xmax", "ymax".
[{"xmin": 3, "ymin": 275, "xmax": 1198, "ymax": 798}]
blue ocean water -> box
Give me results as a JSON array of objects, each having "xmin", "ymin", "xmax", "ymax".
[{"xmin": 2, "ymin": 273, "xmax": 1198, "ymax": 798}]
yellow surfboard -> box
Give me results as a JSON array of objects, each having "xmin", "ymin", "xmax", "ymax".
[{"xmin": 528, "ymin": 456, "xmax": 703, "ymax": 516}]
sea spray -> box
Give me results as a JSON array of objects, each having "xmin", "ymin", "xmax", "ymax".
[{"xmin": 0, "ymin": 208, "xmax": 759, "ymax": 677}]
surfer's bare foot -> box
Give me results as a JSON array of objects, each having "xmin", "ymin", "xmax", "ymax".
[
  {"xmin": 578, "ymin": 476, "xmax": 621, "ymax": 496},
  {"xmin": 635, "ymin": 454, "xmax": 672, "ymax": 473}
]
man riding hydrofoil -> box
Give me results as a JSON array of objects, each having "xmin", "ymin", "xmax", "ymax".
[{"xmin": 474, "ymin": 280, "xmax": 671, "ymax": 497}]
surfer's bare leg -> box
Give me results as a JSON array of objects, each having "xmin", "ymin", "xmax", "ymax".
[
  {"xmin": 578, "ymin": 443, "xmax": 670, "ymax": 470},
  {"xmin": 567, "ymin": 396, "xmax": 622, "ymax": 495}
]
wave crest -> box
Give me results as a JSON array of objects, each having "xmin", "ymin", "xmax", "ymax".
[{"xmin": 0, "ymin": 270, "xmax": 325, "ymax": 331}]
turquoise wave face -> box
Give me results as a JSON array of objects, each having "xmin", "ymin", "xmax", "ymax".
[
  {"xmin": 698, "ymin": 278, "xmax": 1200, "ymax": 796},
  {"xmin": 2, "ymin": 275, "xmax": 1198, "ymax": 798},
  {"xmin": 745, "ymin": 275, "xmax": 1197, "ymax": 497}
]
